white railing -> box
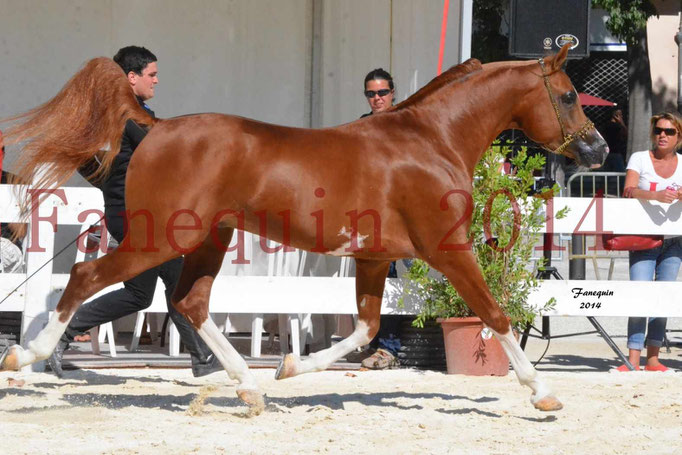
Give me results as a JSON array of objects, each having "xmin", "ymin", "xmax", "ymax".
[
  {"xmin": 0, "ymin": 185, "xmax": 418, "ymax": 351},
  {"xmin": 530, "ymin": 196, "xmax": 682, "ymax": 317},
  {"xmin": 3, "ymin": 186, "xmax": 682, "ymax": 351}
]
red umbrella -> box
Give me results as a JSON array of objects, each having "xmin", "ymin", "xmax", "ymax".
[{"xmin": 578, "ymin": 92, "xmax": 616, "ymax": 106}]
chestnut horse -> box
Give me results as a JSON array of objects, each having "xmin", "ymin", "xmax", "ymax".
[{"xmin": 1, "ymin": 45, "xmax": 607, "ymax": 415}]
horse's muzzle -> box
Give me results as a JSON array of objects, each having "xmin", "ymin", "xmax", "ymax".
[{"xmin": 572, "ymin": 129, "xmax": 609, "ymax": 168}]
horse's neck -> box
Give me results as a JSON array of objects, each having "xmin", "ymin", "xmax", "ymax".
[
  {"xmin": 417, "ymin": 67, "xmax": 528, "ymax": 170},
  {"xmin": 472, "ymin": 67, "xmax": 534, "ymax": 140}
]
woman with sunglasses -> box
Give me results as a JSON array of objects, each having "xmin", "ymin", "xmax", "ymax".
[
  {"xmin": 618, "ymin": 112, "xmax": 682, "ymax": 372},
  {"xmin": 361, "ymin": 68, "xmax": 395, "ymax": 117},
  {"xmin": 354, "ymin": 68, "xmax": 407, "ymax": 369}
]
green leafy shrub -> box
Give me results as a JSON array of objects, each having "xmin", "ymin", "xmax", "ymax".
[{"xmin": 406, "ymin": 147, "xmax": 562, "ymax": 329}]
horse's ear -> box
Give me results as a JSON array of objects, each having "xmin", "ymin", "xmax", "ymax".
[{"xmin": 550, "ymin": 44, "xmax": 571, "ymax": 71}]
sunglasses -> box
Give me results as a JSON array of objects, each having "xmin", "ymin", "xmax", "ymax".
[
  {"xmin": 364, "ymin": 89, "xmax": 392, "ymax": 98},
  {"xmin": 654, "ymin": 127, "xmax": 677, "ymax": 136}
]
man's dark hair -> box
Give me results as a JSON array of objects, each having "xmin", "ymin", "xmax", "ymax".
[
  {"xmin": 113, "ymin": 46, "xmax": 157, "ymax": 75},
  {"xmin": 364, "ymin": 68, "xmax": 394, "ymax": 90}
]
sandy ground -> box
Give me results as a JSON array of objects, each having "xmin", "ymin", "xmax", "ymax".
[{"xmin": 1, "ymin": 362, "xmax": 681, "ymax": 455}]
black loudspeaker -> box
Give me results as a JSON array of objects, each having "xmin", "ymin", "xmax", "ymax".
[{"xmin": 509, "ymin": 0, "xmax": 591, "ymax": 59}]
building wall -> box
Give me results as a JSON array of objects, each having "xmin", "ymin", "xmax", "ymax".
[
  {"xmin": 0, "ymin": 0, "xmax": 467, "ymax": 274},
  {"xmin": 1, "ymin": 0, "xmax": 466, "ymax": 168},
  {"xmin": 0, "ymin": 0, "xmax": 310, "ymax": 129},
  {"xmin": 590, "ymin": 8, "xmax": 626, "ymax": 52},
  {"xmin": 317, "ymin": 0, "xmax": 464, "ymax": 127},
  {"xmin": 647, "ymin": 1, "xmax": 681, "ymax": 113}
]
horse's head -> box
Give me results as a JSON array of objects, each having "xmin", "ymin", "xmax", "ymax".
[{"xmin": 514, "ymin": 45, "xmax": 608, "ymax": 168}]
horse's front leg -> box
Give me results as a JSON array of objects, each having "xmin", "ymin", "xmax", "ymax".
[
  {"xmin": 276, "ymin": 259, "xmax": 389, "ymax": 379},
  {"xmin": 429, "ymin": 251, "xmax": 562, "ymax": 412},
  {"xmin": 0, "ymin": 308, "xmax": 73, "ymax": 371}
]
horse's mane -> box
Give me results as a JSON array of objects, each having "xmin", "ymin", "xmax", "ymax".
[
  {"xmin": 0, "ymin": 57, "xmax": 156, "ymax": 220},
  {"xmin": 393, "ymin": 58, "xmax": 483, "ymax": 110},
  {"xmin": 484, "ymin": 57, "xmax": 561, "ymax": 76}
]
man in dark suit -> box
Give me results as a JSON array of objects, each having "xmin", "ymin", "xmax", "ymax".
[{"xmin": 48, "ymin": 46, "xmax": 220, "ymax": 378}]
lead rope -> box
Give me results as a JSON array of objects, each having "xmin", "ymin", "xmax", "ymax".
[{"xmin": 0, "ymin": 215, "xmax": 106, "ymax": 306}]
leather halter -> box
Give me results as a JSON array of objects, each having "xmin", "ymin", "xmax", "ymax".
[{"xmin": 538, "ymin": 58, "xmax": 594, "ymax": 156}]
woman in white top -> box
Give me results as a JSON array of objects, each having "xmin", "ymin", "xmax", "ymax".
[{"xmin": 619, "ymin": 112, "xmax": 682, "ymax": 372}]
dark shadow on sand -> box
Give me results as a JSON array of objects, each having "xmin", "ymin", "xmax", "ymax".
[
  {"xmin": 0, "ymin": 388, "xmax": 46, "ymax": 399},
  {"xmin": 30, "ymin": 369, "xmax": 174, "ymax": 388},
  {"xmin": 532, "ymin": 353, "xmax": 682, "ymax": 372},
  {"xmin": 4, "ymin": 389, "xmax": 499, "ymax": 415},
  {"xmin": 435, "ymin": 407, "xmax": 501, "ymax": 418},
  {"xmin": 532, "ymin": 354, "xmax": 622, "ymax": 372},
  {"xmin": 250, "ymin": 391, "xmax": 497, "ymax": 412},
  {"xmin": 5, "ymin": 392, "xmax": 196, "ymax": 413}
]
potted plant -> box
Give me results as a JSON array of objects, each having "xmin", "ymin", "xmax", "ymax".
[{"xmin": 404, "ymin": 147, "xmax": 559, "ymax": 375}]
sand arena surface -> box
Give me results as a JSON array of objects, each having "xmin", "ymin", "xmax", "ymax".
[{"xmin": 1, "ymin": 367, "xmax": 681, "ymax": 455}]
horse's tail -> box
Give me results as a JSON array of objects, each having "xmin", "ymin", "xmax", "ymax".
[{"xmin": 1, "ymin": 57, "xmax": 157, "ymax": 219}]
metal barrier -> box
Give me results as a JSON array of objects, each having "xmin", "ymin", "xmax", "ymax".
[
  {"xmin": 530, "ymin": 172, "xmax": 628, "ymax": 368},
  {"xmin": 566, "ymin": 172, "xmax": 627, "ymax": 281},
  {"xmin": 566, "ymin": 171, "xmax": 626, "ymax": 199}
]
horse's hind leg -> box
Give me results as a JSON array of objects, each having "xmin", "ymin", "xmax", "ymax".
[
  {"xmin": 171, "ymin": 228, "xmax": 264, "ymax": 415},
  {"xmin": 276, "ymin": 259, "xmax": 390, "ymax": 379},
  {"xmin": 430, "ymin": 252, "xmax": 562, "ymax": 411},
  {"xmin": 1, "ymin": 247, "xmax": 176, "ymax": 371}
]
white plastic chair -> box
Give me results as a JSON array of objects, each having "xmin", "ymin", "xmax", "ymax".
[
  {"xmin": 129, "ymin": 293, "xmax": 179, "ymax": 356},
  {"xmin": 74, "ymin": 224, "xmax": 116, "ymax": 357},
  {"xmin": 250, "ymin": 239, "xmax": 308, "ymax": 358},
  {"xmin": 75, "ymin": 225, "xmax": 180, "ymax": 357},
  {"xmin": 309, "ymin": 256, "xmax": 354, "ymax": 351}
]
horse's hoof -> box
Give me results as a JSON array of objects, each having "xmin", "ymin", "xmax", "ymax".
[
  {"xmin": 275, "ymin": 353, "xmax": 300, "ymax": 380},
  {"xmin": 533, "ymin": 395, "xmax": 563, "ymax": 412},
  {"xmin": 237, "ymin": 389, "xmax": 264, "ymax": 416},
  {"xmin": 0, "ymin": 345, "xmax": 22, "ymax": 371}
]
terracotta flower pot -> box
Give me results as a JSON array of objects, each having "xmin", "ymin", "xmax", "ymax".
[{"xmin": 438, "ymin": 317, "xmax": 509, "ymax": 376}]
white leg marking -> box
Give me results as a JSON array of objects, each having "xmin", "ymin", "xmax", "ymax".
[
  {"xmin": 297, "ymin": 321, "xmax": 371, "ymax": 374},
  {"xmin": 197, "ymin": 317, "xmax": 258, "ymax": 391},
  {"xmin": 20, "ymin": 310, "xmax": 73, "ymax": 365},
  {"xmin": 493, "ymin": 326, "xmax": 552, "ymax": 403}
]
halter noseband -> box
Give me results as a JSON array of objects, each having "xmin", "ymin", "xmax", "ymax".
[{"xmin": 538, "ymin": 58, "xmax": 594, "ymax": 156}]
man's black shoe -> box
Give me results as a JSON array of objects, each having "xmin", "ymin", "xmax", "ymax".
[
  {"xmin": 47, "ymin": 339, "xmax": 69, "ymax": 378},
  {"xmin": 192, "ymin": 354, "xmax": 223, "ymax": 378}
]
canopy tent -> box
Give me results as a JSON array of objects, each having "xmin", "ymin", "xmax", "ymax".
[{"xmin": 578, "ymin": 92, "xmax": 616, "ymax": 106}]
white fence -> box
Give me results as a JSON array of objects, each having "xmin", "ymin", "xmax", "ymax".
[
  {"xmin": 3, "ymin": 185, "xmax": 682, "ymax": 355},
  {"xmin": 529, "ymin": 196, "xmax": 682, "ymax": 317},
  {"xmin": 0, "ymin": 185, "xmax": 417, "ymax": 353}
]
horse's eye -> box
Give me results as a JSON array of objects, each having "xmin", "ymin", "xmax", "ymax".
[{"xmin": 561, "ymin": 92, "xmax": 577, "ymax": 106}]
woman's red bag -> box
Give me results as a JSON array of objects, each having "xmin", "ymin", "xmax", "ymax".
[{"xmin": 602, "ymin": 234, "xmax": 663, "ymax": 251}]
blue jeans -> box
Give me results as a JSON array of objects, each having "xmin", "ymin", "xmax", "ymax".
[
  {"xmin": 627, "ymin": 237, "xmax": 682, "ymax": 350},
  {"xmin": 388, "ymin": 259, "xmax": 414, "ymax": 278}
]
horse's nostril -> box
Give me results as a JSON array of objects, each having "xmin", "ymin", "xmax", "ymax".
[{"xmin": 597, "ymin": 142, "xmax": 610, "ymax": 161}]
